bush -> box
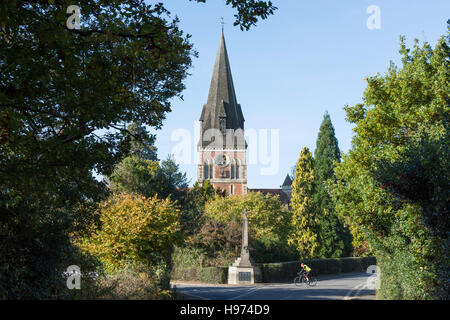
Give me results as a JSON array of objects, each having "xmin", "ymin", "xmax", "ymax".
[
  {"xmin": 77, "ymin": 193, "xmax": 181, "ymax": 273},
  {"xmin": 0, "ymin": 202, "xmax": 101, "ymax": 299},
  {"xmin": 171, "ymin": 246, "xmax": 229, "ymax": 284},
  {"xmin": 95, "ymin": 264, "xmax": 173, "ymax": 300},
  {"xmin": 171, "ymin": 266, "xmax": 228, "ymax": 284},
  {"xmin": 76, "ymin": 193, "xmax": 181, "ymax": 298},
  {"xmin": 171, "ymin": 246, "xmax": 206, "ymax": 269}
]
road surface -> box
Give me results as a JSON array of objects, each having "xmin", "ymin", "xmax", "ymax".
[{"xmin": 172, "ymin": 272, "xmax": 375, "ymax": 300}]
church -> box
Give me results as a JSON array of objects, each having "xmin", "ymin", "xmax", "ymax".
[{"xmin": 197, "ymin": 31, "xmax": 292, "ymax": 206}]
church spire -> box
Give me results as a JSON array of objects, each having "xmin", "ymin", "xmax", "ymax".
[
  {"xmin": 199, "ymin": 31, "xmax": 245, "ymax": 145},
  {"xmin": 197, "ymin": 30, "xmax": 248, "ymax": 196}
]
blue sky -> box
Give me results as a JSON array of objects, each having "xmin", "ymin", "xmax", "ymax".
[{"xmin": 150, "ymin": 0, "xmax": 449, "ymax": 188}]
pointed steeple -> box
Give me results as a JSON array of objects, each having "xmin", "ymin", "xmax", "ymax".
[
  {"xmin": 282, "ymin": 174, "xmax": 293, "ymax": 187},
  {"xmin": 199, "ymin": 31, "xmax": 245, "ymax": 146}
]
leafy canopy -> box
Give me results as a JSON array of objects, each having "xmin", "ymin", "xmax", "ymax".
[
  {"xmin": 203, "ymin": 192, "xmax": 294, "ymax": 263},
  {"xmin": 77, "ymin": 193, "xmax": 181, "ymax": 273},
  {"xmin": 0, "ymin": 0, "xmax": 277, "ymax": 298},
  {"xmin": 109, "ymin": 155, "xmax": 188, "ymax": 201},
  {"xmin": 192, "ymin": 0, "xmax": 277, "ymax": 31},
  {"xmin": 331, "ymin": 30, "xmax": 450, "ymax": 299}
]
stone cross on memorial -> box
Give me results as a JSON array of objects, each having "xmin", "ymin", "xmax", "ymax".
[{"xmin": 239, "ymin": 209, "xmax": 252, "ymax": 266}]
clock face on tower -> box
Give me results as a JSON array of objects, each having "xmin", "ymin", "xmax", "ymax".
[{"xmin": 215, "ymin": 154, "xmax": 229, "ymax": 167}]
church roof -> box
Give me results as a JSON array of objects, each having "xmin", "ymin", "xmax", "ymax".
[{"xmin": 199, "ymin": 32, "xmax": 246, "ymax": 148}]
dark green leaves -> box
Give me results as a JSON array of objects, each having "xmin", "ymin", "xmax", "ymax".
[{"xmin": 192, "ymin": 0, "xmax": 277, "ymax": 31}]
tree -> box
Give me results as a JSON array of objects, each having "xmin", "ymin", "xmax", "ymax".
[
  {"xmin": 117, "ymin": 122, "xmax": 158, "ymax": 162},
  {"xmin": 109, "ymin": 155, "xmax": 188, "ymax": 201},
  {"xmin": 0, "ymin": 0, "xmax": 276, "ymax": 297},
  {"xmin": 330, "ymin": 29, "xmax": 449, "ymax": 299},
  {"xmin": 192, "ymin": 0, "xmax": 277, "ymax": 31},
  {"xmin": 181, "ymin": 180, "xmax": 216, "ymax": 236},
  {"xmin": 313, "ymin": 112, "xmax": 352, "ymax": 258},
  {"xmin": 160, "ymin": 155, "xmax": 189, "ymax": 193},
  {"xmin": 77, "ymin": 193, "xmax": 181, "ymax": 290},
  {"xmin": 202, "ymin": 192, "xmax": 294, "ymax": 263},
  {"xmin": 288, "ymin": 147, "xmax": 319, "ymax": 259}
]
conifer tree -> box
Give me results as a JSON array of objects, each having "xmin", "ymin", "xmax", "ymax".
[
  {"xmin": 314, "ymin": 112, "xmax": 352, "ymax": 257},
  {"xmin": 288, "ymin": 147, "xmax": 319, "ymax": 259}
]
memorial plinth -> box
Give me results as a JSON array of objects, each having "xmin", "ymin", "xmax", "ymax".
[{"xmin": 228, "ymin": 210, "xmax": 261, "ymax": 284}]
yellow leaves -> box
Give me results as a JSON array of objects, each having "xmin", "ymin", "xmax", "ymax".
[
  {"xmin": 76, "ymin": 193, "xmax": 181, "ymax": 271},
  {"xmin": 203, "ymin": 192, "xmax": 291, "ymax": 247}
]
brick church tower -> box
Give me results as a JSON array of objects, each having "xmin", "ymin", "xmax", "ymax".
[{"xmin": 197, "ymin": 31, "xmax": 247, "ymax": 195}]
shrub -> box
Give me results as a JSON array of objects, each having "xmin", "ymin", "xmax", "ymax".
[
  {"xmin": 171, "ymin": 266, "xmax": 228, "ymax": 284},
  {"xmin": 78, "ymin": 193, "xmax": 181, "ymax": 272},
  {"xmin": 0, "ymin": 202, "xmax": 101, "ymax": 299},
  {"xmin": 95, "ymin": 263, "xmax": 172, "ymax": 300},
  {"xmin": 171, "ymin": 246, "xmax": 229, "ymax": 283},
  {"xmin": 77, "ymin": 193, "xmax": 181, "ymax": 296}
]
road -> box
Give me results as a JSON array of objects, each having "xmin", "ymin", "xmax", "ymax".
[{"xmin": 172, "ymin": 272, "xmax": 375, "ymax": 300}]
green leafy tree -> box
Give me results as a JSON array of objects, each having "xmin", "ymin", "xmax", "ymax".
[
  {"xmin": 181, "ymin": 180, "xmax": 216, "ymax": 236},
  {"xmin": 109, "ymin": 155, "xmax": 188, "ymax": 201},
  {"xmin": 192, "ymin": 0, "xmax": 277, "ymax": 31},
  {"xmin": 0, "ymin": 0, "xmax": 276, "ymax": 298},
  {"xmin": 202, "ymin": 192, "xmax": 295, "ymax": 263},
  {"xmin": 330, "ymin": 29, "xmax": 449, "ymax": 299},
  {"xmin": 314, "ymin": 112, "xmax": 352, "ymax": 258},
  {"xmin": 77, "ymin": 193, "xmax": 181, "ymax": 291},
  {"xmin": 160, "ymin": 155, "xmax": 189, "ymax": 193},
  {"xmin": 117, "ymin": 122, "xmax": 158, "ymax": 161},
  {"xmin": 288, "ymin": 147, "xmax": 319, "ymax": 259}
]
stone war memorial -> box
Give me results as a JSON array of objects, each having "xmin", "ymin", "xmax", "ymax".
[{"xmin": 228, "ymin": 210, "xmax": 261, "ymax": 285}]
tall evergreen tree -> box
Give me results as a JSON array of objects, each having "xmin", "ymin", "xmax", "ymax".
[
  {"xmin": 117, "ymin": 122, "xmax": 158, "ymax": 162},
  {"xmin": 314, "ymin": 112, "xmax": 352, "ymax": 258},
  {"xmin": 288, "ymin": 147, "xmax": 319, "ymax": 259},
  {"xmin": 182, "ymin": 180, "xmax": 216, "ymax": 236}
]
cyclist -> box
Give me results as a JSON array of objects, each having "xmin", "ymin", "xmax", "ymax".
[{"xmin": 300, "ymin": 263, "xmax": 312, "ymax": 281}]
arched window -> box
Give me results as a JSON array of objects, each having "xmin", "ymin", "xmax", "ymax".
[
  {"xmin": 230, "ymin": 160, "xmax": 235, "ymax": 179},
  {"xmin": 235, "ymin": 160, "xmax": 240, "ymax": 179},
  {"xmin": 230, "ymin": 185, "xmax": 234, "ymax": 195},
  {"xmin": 203, "ymin": 161, "xmax": 209, "ymax": 180},
  {"xmin": 209, "ymin": 161, "xmax": 214, "ymax": 179}
]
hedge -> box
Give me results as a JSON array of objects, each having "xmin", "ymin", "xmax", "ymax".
[
  {"xmin": 257, "ymin": 257, "xmax": 376, "ymax": 283},
  {"xmin": 171, "ymin": 266, "xmax": 228, "ymax": 284}
]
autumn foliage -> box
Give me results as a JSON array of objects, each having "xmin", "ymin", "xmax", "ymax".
[
  {"xmin": 78, "ymin": 193, "xmax": 181, "ymax": 273},
  {"xmin": 200, "ymin": 192, "xmax": 295, "ymax": 263}
]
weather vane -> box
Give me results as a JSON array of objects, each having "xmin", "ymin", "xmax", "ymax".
[{"xmin": 221, "ymin": 17, "xmax": 225, "ymax": 31}]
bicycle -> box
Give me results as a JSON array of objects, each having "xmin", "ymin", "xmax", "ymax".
[{"xmin": 294, "ymin": 271, "xmax": 318, "ymax": 287}]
